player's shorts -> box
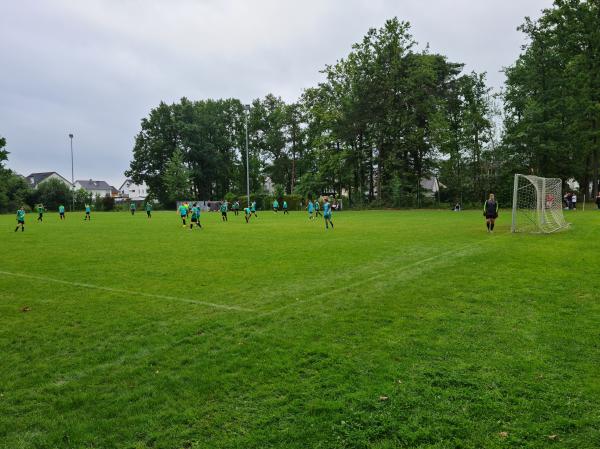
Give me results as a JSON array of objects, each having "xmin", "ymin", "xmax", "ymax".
[
  {"xmin": 324, "ymin": 213, "xmax": 332, "ymax": 219},
  {"xmin": 191, "ymin": 217, "xmax": 198, "ymax": 223},
  {"xmin": 60, "ymin": 212, "xmax": 64, "ymax": 216},
  {"xmin": 486, "ymin": 214, "xmax": 498, "ymax": 219},
  {"xmin": 221, "ymin": 211, "xmax": 227, "ymax": 216},
  {"xmin": 85, "ymin": 212, "xmax": 90, "ymax": 215},
  {"xmin": 17, "ymin": 219, "xmax": 24, "ymax": 224}
]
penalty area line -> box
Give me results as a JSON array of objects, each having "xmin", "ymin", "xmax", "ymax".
[{"xmin": 0, "ymin": 270, "xmax": 252, "ymax": 312}]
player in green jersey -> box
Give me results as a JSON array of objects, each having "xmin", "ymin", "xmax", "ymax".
[
  {"xmin": 37, "ymin": 204, "xmax": 45, "ymax": 222},
  {"xmin": 244, "ymin": 206, "xmax": 252, "ymax": 223},
  {"xmin": 314, "ymin": 199, "xmax": 321, "ymax": 217},
  {"xmin": 190, "ymin": 203, "xmax": 202, "ymax": 229},
  {"xmin": 145, "ymin": 202, "xmax": 152, "ymax": 218},
  {"xmin": 15, "ymin": 206, "xmax": 26, "ymax": 232},
  {"xmin": 58, "ymin": 204, "xmax": 65, "ymax": 220},
  {"xmin": 130, "ymin": 202, "xmax": 136, "ymax": 216},
  {"xmin": 178, "ymin": 203, "xmax": 188, "ymax": 226},
  {"xmin": 251, "ymin": 201, "xmax": 258, "ymax": 217},
  {"xmin": 233, "ymin": 201, "xmax": 240, "ymax": 216},
  {"xmin": 283, "ymin": 200, "xmax": 288, "ymax": 214},
  {"xmin": 220, "ymin": 201, "xmax": 228, "ymax": 222},
  {"xmin": 273, "ymin": 199, "xmax": 279, "ymax": 213},
  {"xmin": 84, "ymin": 204, "xmax": 91, "ymax": 221}
]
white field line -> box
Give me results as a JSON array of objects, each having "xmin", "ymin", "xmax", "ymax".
[
  {"xmin": 1, "ymin": 235, "xmax": 503, "ymax": 392},
  {"xmin": 256, "ymin": 234, "xmax": 508, "ymax": 317},
  {"xmin": 0, "ymin": 270, "xmax": 252, "ymax": 312}
]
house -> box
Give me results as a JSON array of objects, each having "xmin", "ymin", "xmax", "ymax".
[
  {"xmin": 420, "ymin": 177, "xmax": 446, "ymax": 198},
  {"xmin": 118, "ymin": 179, "xmax": 149, "ymax": 201},
  {"xmin": 263, "ymin": 176, "xmax": 274, "ymax": 194},
  {"xmin": 75, "ymin": 179, "xmax": 113, "ymax": 197},
  {"xmin": 25, "ymin": 172, "xmax": 71, "ymax": 189}
]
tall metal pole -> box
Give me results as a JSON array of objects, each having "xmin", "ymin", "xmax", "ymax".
[
  {"xmin": 244, "ymin": 105, "xmax": 250, "ymax": 207},
  {"xmin": 69, "ymin": 133, "xmax": 74, "ymax": 212}
]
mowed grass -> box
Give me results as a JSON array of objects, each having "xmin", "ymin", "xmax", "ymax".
[{"xmin": 1, "ymin": 208, "xmax": 599, "ymax": 449}]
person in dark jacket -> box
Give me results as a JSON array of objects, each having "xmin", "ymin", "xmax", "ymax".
[
  {"xmin": 595, "ymin": 193, "xmax": 600, "ymax": 210},
  {"xmin": 483, "ymin": 193, "xmax": 499, "ymax": 232}
]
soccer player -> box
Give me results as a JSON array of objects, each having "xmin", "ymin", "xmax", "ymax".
[
  {"xmin": 273, "ymin": 199, "xmax": 279, "ymax": 213},
  {"xmin": 84, "ymin": 204, "xmax": 91, "ymax": 221},
  {"xmin": 307, "ymin": 199, "xmax": 314, "ymax": 220},
  {"xmin": 145, "ymin": 202, "xmax": 152, "ymax": 218},
  {"xmin": 37, "ymin": 204, "xmax": 44, "ymax": 222},
  {"xmin": 130, "ymin": 202, "xmax": 136, "ymax": 215},
  {"xmin": 220, "ymin": 201, "xmax": 228, "ymax": 222},
  {"xmin": 178, "ymin": 203, "xmax": 188, "ymax": 226},
  {"xmin": 59, "ymin": 204, "xmax": 65, "ymax": 220},
  {"xmin": 323, "ymin": 196, "xmax": 334, "ymax": 229},
  {"xmin": 233, "ymin": 201, "xmax": 240, "ymax": 216},
  {"xmin": 184, "ymin": 202, "xmax": 190, "ymax": 218},
  {"xmin": 483, "ymin": 193, "xmax": 498, "ymax": 232},
  {"xmin": 314, "ymin": 199, "xmax": 322, "ymax": 217},
  {"xmin": 251, "ymin": 201, "xmax": 258, "ymax": 217},
  {"xmin": 283, "ymin": 200, "xmax": 288, "ymax": 214},
  {"xmin": 596, "ymin": 192, "xmax": 600, "ymax": 210},
  {"xmin": 15, "ymin": 206, "xmax": 25, "ymax": 232},
  {"xmin": 190, "ymin": 203, "xmax": 202, "ymax": 229},
  {"xmin": 244, "ymin": 206, "xmax": 252, "ymax": 223}
]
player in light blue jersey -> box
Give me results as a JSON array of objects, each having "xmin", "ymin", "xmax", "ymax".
[
  {"xmin": 307, "ymin": 200, "xmax": 314, "ymax": 220},
  {"xmin": 323, "ymin": 196, "xmax": 334, "ymax": 229}
]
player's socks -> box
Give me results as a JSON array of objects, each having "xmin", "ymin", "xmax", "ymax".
[
  {"xmin": 491, "ymin": 223, "xmax": 495, "ymax": 231},
  {"xmin": 14, "ymin": 227, "xmax": 18, "ymax": 232}
]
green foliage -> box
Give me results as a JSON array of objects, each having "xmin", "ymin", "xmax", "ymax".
[
  {"xmin": 502, "ymin": 0, "xmax": 600, "ymax": 197},
  {"xmin": 163, "ymin": 149, "xmax": 191, "ymax": 205},
  {"xmin": 0, "ymin": 136, "xmax": 8, "ymax": 169},
  {"xmin": 0, "ymin": 136, "xmax": 34, "ymax": 213},
  {"xmin": 33, "ymin": 179, "xmax": 72, "ymax": 211},
  {"xmin": 102, "ymin": 195, "xmax": 115, "ymax": 211},
  {"xmin": 74, "ymin": 188, "xmax": 92, "ymax": 210}
]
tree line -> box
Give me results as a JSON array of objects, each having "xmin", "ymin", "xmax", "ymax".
[
  {"xmin": 3, "ymin": 1, "xmax": 598, "ymax": 212},
  {"xmin": 124, "ymin": 4, "xmax": 599, "ymax": 207}
]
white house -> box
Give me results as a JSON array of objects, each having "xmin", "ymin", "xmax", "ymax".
[
  {"xmin": 75, "ymin": 179, "xmax": 113, "ymax": 197},
  {"xmin": 26, "ymin": 172, "xmax": 71, "ymax": 189},
  {"xmin": 420, "ymin": 177, "xmax": 445, "ymax": 198},
  {"xmin": 119, "ymin": 179, "xmax": 149, "ymax": 201}
]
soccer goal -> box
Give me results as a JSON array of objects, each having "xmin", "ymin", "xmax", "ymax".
[{"xmin": 511, "ymin": 174, "xmax": 569, "ymax": 233}]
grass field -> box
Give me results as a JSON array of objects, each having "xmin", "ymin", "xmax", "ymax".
[{"xmin": 1, "ymin": 208, "xmax": 599, "ymax": 449}]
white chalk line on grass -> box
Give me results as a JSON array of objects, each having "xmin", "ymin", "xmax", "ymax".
[
  {"xmin": 0, "ymin": 270, "xmax": 252, "ymax": 312},
  {"xmin": 3, "ymin": 234, "xmax": 505, "ymax": 392},
  {"xmin": 255, "ymin": 233, "xmax": 510, "ymax": 318}
]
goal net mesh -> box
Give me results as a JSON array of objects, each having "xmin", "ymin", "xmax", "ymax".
[{"xmin": 511, "ymin": 174, "xmax": 569, "ymax": 233}]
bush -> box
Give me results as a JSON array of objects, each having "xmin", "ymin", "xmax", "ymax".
[{"xmin": 102, "ymin": 195, "xmax": 115, "ymax": 211}]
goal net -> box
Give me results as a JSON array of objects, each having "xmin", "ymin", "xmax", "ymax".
[{"xmin": 511, "ymin": 174, "xmax": 569, "ymax": 233}]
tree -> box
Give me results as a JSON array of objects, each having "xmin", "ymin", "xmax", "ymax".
[
  {"xmin": 0, "ymin": 136, "xmax": 33, "ymax": 212},
  {"xmin": 35, "ymin": 179, "xmax": 72, "ymax": 211},
  {"xmin": 502, "ymin": 0, "xmax": 600, "ymax": 197},
  {"xmin": 163, "ymin": 149, "xmax": 191, "ymax": 204}
]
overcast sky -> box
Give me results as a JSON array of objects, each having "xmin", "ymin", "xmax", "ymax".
[{"xmin": 0, "ymin": 0, "xmax": 552, "ymax": 188}]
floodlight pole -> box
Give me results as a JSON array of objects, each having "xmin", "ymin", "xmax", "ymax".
[
  {"xmin": 244, "ymin": 104, "xmax": 251, "ymax": 207},
  {"xmin": 69, "ymin": 133, "xmax": 74, "ymax": 212}
]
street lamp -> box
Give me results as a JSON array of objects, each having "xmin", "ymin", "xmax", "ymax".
[
  {"xmin": 69, "ymin": 133, "xmax": 74, "ymax": 212},
  {"xmin": 244, "ymin": 104, "xmax": 251, "ymax": 207}
]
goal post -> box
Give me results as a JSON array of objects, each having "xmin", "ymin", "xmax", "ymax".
[{"xmin": 511, "ymin": 174, "xmax": 569, "ymax": 234}]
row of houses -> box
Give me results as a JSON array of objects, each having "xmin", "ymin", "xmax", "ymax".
[{"xmin": 25, "ymin": 172, "xmax": 149, "ymax": 201}]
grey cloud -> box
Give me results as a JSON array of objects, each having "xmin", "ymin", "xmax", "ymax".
[{"xmin": 0, "ymin": 0, "xmax": 552, "ymax": 187}]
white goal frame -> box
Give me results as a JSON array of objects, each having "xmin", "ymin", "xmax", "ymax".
[{"xmin": 511, "ymin": 174, "xmax": 569, "ymax": 234}]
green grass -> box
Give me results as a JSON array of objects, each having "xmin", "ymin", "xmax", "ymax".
[{"xmin": 1, "ymin": 208, "xmax": 599, "ymax": 449}]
